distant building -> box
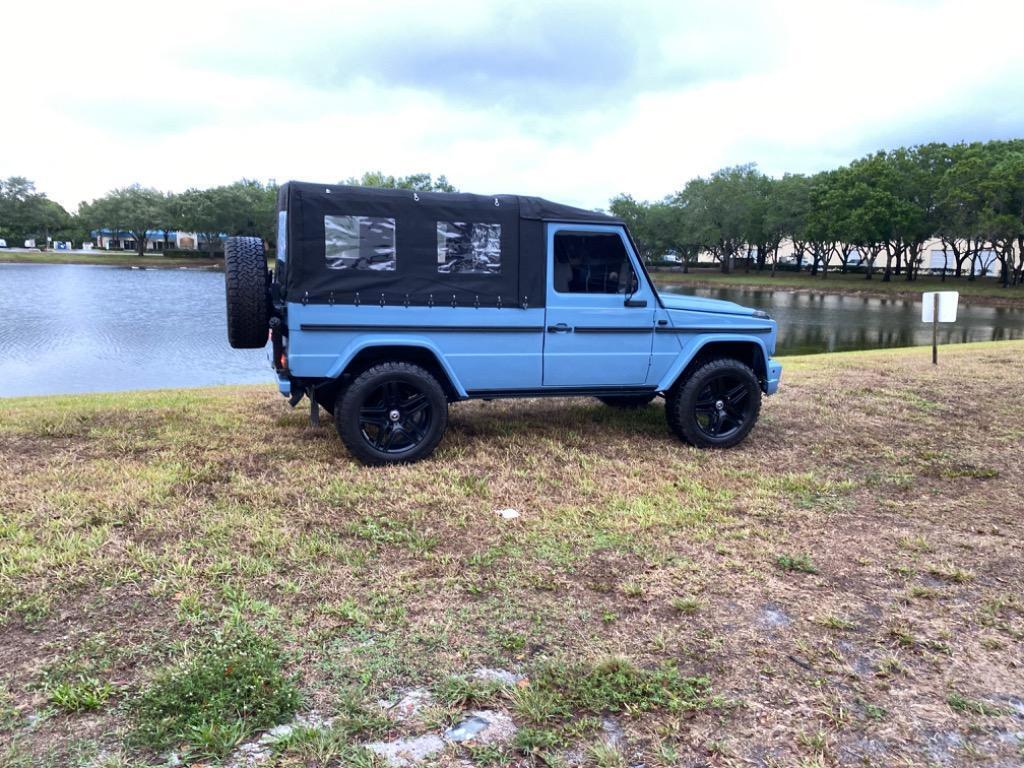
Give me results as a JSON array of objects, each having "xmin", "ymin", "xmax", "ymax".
[{"xmin": 90, "ymin": 229, "xmax": 221, "ymax": 252}]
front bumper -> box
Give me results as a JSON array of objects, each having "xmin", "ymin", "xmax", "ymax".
[{"xmin": 765, "ymin": 359, "xmax": 782, "ymax": 395}]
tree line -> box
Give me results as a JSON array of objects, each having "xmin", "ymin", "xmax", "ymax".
[
  {"xmin": 610, "ymin": 140, "xmax": 1024, "ymax": 287},
  {"xmin": 4, "ymin": 144, "xmax": 1023, "ymax": 287},
  {"xmin": 0, "ymin": 172, "xmax": 454, "ymax": 257}
]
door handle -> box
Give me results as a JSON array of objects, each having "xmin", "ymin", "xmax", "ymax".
[
  {"xmin": 624, "ymin": 299, "xmax": 648, "ymax": 308},
  {"xmin": 547, "ymin": 323, "xmax": 572, "ymax": 333}
]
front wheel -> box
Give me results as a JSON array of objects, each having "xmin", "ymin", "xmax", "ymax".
[
  {"xmin": 666, "ymin": 358, "xmax": 761, "ymax": 448},
  {"xmin": 336, "ymin": 362, "xmax": 448, "ymax": 465}
]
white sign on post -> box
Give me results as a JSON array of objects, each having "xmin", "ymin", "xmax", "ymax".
[
  {"xmin": 921, "ymin": 291, "xmax": 959, "ymax": 323},
  {"xmin": 922, "ymin": 291, "xmax": 958, "ymax": 365}
]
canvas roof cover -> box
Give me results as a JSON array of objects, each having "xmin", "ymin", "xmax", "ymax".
[{"xmin": 278, "ymin": 181, "xmax": 621, "ymax": 308}]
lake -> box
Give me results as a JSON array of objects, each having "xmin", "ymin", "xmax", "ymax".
[
  {"xmin": 0, "ymin": 264, "xmax": 271, "ymax": 398},
  {"xmin": 661, "ymin": 284, "xmax": 1024, "ymax": 356},
  {"xmin": 1, "ymin": 264, "xmax": 1023, "ymax": 397}
]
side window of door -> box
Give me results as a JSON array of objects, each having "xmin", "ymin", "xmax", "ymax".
[{"xmin": 553, "ymin": 231, "xmax": 635, "ymax": 295}]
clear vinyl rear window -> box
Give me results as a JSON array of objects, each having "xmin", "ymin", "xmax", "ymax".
[{"xmin": 325, "ymin": 215, "xmax": 396, "ymax": 271}]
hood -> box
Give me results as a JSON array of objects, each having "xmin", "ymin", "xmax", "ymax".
[{"xmin": 659, "ymin": 293, "xmax": 761, "ymax": 317}]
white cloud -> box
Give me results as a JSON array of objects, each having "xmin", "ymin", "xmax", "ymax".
[{"xmin": 2, "ymin": 0, "xmax": 1023, "ymax": 211}]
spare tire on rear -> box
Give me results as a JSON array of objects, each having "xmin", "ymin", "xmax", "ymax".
[{"xmin": 224, "ymin": 236, "xmax": 270, "ymax": 349}]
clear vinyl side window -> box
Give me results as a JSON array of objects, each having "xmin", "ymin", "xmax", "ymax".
[
  {"xmin": 436, "ymin": 222, "xmax": 501, "ymax": 274},
  {"xmin": 324, "ymin": 215, "xmax": 396, "ymax": 271}
]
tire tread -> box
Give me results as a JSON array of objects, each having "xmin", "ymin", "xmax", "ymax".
[{"xmin": 225, "ymin": 236, "xmax": 270, "ymax": 349}]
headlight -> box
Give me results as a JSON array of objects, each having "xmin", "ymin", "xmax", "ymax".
[{"xmin": 753, "ymin": 309, "xmax": 771, "ymax": 319}]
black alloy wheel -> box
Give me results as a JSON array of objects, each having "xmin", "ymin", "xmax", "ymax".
[
  {"xmin": 693, "ymin": 374, "xmax": 752, "ymax": 440},
  {"xmin": 359, "ymin": 380, "xmax": 433, "ymax": 454},
  {"xmin": 336, "ymin": 362, "xmax": 448, "ymax": 465},
  {"xmin": 666, "ymin": 358, "xmax": 762, "ymax": 449}
]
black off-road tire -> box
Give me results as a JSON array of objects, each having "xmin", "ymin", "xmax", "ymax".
[
  {"xmin": 596, "ymin": 394, "xmax": 657, "ymax": 409},
  {"xmin": 666, "ymin": 358, "xmax": 762, "ymax": 449},
  {"xmin": 336, "ymin": 362, "xmax": 448, "ymax": 465},
  {"xmin": 224, "ymin": 236, "xmax": 270, "ymax": 349}
]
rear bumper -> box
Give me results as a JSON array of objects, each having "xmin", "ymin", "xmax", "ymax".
[
  {"xmin": 277, "ymin": 372, "xmax": 291, "ymax": 397},
  {"xmin": 765, "ymin": 359, "xmax": 782, "ymax": 395}
]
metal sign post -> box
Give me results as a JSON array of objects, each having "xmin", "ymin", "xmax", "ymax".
[{"xmin": 921, "ymin": 291, "xmax": 959, "ymax": 365}]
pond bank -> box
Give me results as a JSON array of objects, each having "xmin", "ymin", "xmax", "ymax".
[
  {"xmin": 2, "ymin": 340, "xmax": 1023, "ymax": 766},
  {"xmin": 652, "ymin": 269, "xmax": 1024, "ymax": 307},
  {"xmin": 0, "ymin": 250, "xmax": 224, "ymax": 269}
]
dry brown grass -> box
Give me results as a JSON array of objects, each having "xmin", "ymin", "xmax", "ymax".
[{"xmin": 1, "ymin": 341, "xmax": 1022, "ymax": 766}]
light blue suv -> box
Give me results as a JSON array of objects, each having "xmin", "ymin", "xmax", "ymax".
[{"xmin": 224, "ymin": 182, "xmax": 781, "ymax": 465}]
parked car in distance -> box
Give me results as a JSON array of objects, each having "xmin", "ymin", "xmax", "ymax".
[
  {"xmin": 224, "ymin": 182, "xmax": 782, "ymax": 465},
  {"xmin": 660, "ymin": 252, "xmax": 683, "ymax": 264}
]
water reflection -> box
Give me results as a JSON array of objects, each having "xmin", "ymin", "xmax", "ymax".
[
  {"xmin": 661, "ymin": 285, "xmax": 1024, "ymax": 355},
  {"xmin": 1, "ymin": 265, "xmax": 1022, "ymax": 398},
  {"xmin": 0, "ymin": 264, "xmax": 271, "ymax": 397}
]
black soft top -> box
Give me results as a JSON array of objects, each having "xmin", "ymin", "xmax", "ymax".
[{"xmin": 278, "ymin": 181, "xmax": 621, "ymax": 308}]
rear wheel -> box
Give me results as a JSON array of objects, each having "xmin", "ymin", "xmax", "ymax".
[
  {"xmin": 336, "ymin": 362, "xmax": 448, "ymax": 465},
  {"xmin": 224, "ymin": 236, "xmax": 270, "ymax": 349},
  {"xmin": 596, "ymin": 394, "xmax": 656, "ymax": 409},
  {"xmin": 666, "ymin": 358, "xmax": 761, "ymax": 448}
]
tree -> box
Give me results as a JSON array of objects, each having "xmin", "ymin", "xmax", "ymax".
[
  {"xmin": 609, "ymin": 194, "xmax": 657, "ymax": 262},
  {"xmin": 674, "ymin": 165, "xmax": 761, "ymax": 273},
  {"xmin": 741, "ymin": 173, "xmax": 781, "ymax": 273},
  {"xmin": 766, "ymin": 173, "xmax": 812, "ymax": 272},
  {"xmin": 169, "ymin": 187, "xmax": 229, "ymax": 255},
  {"xmin": 803, "ymin": 171, "xmax": 843, "ymax": 278},
  {"xmin": 117, "ymin": 186, "xmax": 165, "ymax": 257},
  {"xmin": 0, "ymin": 177, "xmax": 72, "ymax": 248},
  {"xmin": 342, "ymin": 172, "xmax": 456, "ymax": 193},
  {"xmin": 80, "ymin": 185, "xmax": 165, "ymax": 256},
  {"xmin": 935, "ymin": 143, "xmax": 986, "ymax": 280},
  {"xmin": 976, "ymin": 142, "xmax": 1024, "ymax": 287}
]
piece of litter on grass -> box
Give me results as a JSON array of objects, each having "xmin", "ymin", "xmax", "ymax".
[
  {"xmin": 496, "ymin": 508, "xmax": 520, "ymax": 520},
  {"xmin": 443, "ymin": 710, "xmax": 517, "ymax": 745}
]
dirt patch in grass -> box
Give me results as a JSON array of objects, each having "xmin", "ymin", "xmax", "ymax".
[{"xmin": 1, "ymin": 341, "xmax": 1023, "ymax": 766}]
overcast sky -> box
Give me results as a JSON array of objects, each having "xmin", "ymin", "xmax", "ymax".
[{"xmin": 5, "ymin": 0, "xmax": 1024, "ymax": 211}]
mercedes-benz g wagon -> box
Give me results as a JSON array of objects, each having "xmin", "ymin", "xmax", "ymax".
[{"xmin": 224, "ymin": 182, "xmax": 782, "ymax": 465}]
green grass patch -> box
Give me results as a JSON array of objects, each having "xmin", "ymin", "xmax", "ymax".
[
  {"xmin": 947, "ymin": 691, "xmax": 1007, "ymax": 717},
  {"xmin": 47, "ymin": 677, "xmax": 114, "ymax": 713},
  {"xmin": 0, "ymin": 681, "xmax": 18, "ymax": 731},
  {"xmin": 512, "ymin": 657, "xmax": 711, "ymax": 725},
  {"xmin": 274, "ymin": 723, "xmax": 382, "ymax": 767},
  {"xmin": 434, "ymin": 675, "xmax": 509, "ymax": 709},
  {"xmin": 775, "ymin": 553, "xmax": 818, "ymax": 574},
  {"xmin": 670, "ymin": 597, "xmax": 702, "ymax": 615},
  {"xmin": 129, "ymin": 621, "xmax": 300, "ymax": 760}
]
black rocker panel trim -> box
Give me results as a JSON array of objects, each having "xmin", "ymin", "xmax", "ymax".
[
  {"xmin": 572, "ymin": 326, "xmax": 653, "ymax": 334},
  {"xmin": 656, "ymin": 326, "xmax": 772, "ymax": 334},
  {"xmin": 300, "ymin": 324, "xmax": 544, "ymax": 333},
  {"xmin": 464, "ymin": 385, "xmax": 659, "ymax": 400}
]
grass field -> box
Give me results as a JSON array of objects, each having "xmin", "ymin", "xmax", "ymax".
[
  {"xmin": 652, "ymin": 269, "xmax": 1024, "ymax": 306},
  {"xmin": 1, "ymin": 342, "xmax": 1023, "ymax": 766},
  {"xmin": 0, "ymin": 251, "xmax": 224, "ymax": 270}
]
